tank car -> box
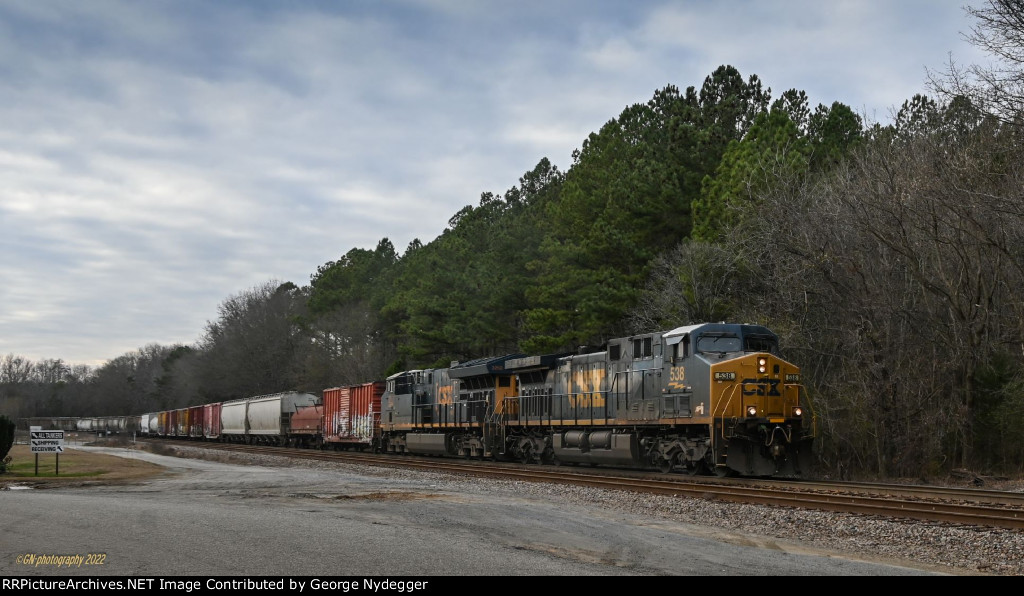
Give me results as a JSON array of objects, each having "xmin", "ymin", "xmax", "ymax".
[{"xmin": 380, "ymin": 323, "xmax": 815, "ymax": 478}]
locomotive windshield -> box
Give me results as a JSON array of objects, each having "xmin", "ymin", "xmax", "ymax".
[
  {"xmin": 696, "ymin": 332, "xmax": 778, "ymax": 355},
  {"xmin": 696, "ymin": 333, "xmax": 741, "ymax": 354}
]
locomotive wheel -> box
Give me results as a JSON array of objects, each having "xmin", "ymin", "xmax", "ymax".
[{"xmin": 654, "ymin": 450, "xmax": 678, "ymax": 474}]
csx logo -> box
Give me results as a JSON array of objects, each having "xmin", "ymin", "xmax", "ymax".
[
  {"xmin": 568, "ymin": 368, "xmax": 606, "ymax": 408},
  {"xmin": 741, "ymin": 379, "xmax": 781, "ymax": 396},
  {"xmin": 437, "ymin": 386, "xmax": 453, "ymax": 405}
]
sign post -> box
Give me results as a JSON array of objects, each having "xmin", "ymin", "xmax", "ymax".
[
  {"xmin": 30, "ymin": 427, "xmax": 65, "ymax": 476},
  {"xmin": 30, "ymin": 426, "xmax": 39, "ymax": 475}
]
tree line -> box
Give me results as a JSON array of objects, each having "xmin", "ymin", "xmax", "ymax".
[{"xmin": 3, "ymin": 2, "xmax": 1023, "ymax": 480}]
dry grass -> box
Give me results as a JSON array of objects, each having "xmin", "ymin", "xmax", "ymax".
[{"xmin": 0, "ymin": 443, "xmax": 166, "ymax": 489}]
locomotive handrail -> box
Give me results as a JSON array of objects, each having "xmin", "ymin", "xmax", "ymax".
[
  {"xmin": 410, "ymin": 397, "xmax": 496, "ymax": 428},
  {"xmin": 499, "ymin": 390, "xmax": 615, "ymax": 426},
  {"xmin": 503, "ymin": 392, "xmax": 558, "ymax": 428},
  {"xmin": 714, "ymin": 383, "xmax": 739, "ymax": 422},
  {"xmin": 562, "ymin": 389, "xmax": 610, "ymax": 425},
  {"xmin": 715, "ymin": 383, "xmax": 744, "ymax": 439}
]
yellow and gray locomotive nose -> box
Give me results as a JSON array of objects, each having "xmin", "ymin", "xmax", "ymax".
[{"xmin": 709, "ymin": 353, "xmax": 803, "ymax": 421}]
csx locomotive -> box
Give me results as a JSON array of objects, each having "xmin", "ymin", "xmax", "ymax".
[
  {"xmin": 380, "ymin": 322, "xmax": 816, "ymax": 477},
  {"xmin": 21, "ymin": 322, "xmax": 817, "ymax": 478}
]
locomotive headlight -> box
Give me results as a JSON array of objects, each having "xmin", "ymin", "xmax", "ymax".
[
  {"xmin": 758, "ymin": 357, "xmax": 767, "ymax": 374},
  {"xmin": 793, "ymin": 407, "xmax": 803, "ymax": 417},
  {"xmin": 747, "ymin": 405, "xmax": 758, "ymax": 417}
]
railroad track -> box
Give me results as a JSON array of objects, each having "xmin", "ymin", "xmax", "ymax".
[{"xmin": 140, "ymin": 438, "xmax": 1024, "ymax": 531}]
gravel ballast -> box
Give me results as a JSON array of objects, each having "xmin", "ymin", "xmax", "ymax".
[{"xmin": 143, "ymin": 444, "xmax": 1024, "ymax": 576}]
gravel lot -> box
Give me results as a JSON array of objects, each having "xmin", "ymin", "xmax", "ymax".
[
  {"xmin": 158, "ymin": 444, "xmax": 1024, "ymax": 576},
  {"xmin": 5, "ymin": 443, "xmax": 1023, "ymax": 576}
]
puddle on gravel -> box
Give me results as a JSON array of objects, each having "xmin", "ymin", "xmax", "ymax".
[{"xmin": 289, "ymin": 491, "xmax": 444, "ymax": 502}]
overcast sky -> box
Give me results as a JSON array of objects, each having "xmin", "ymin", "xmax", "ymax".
[{"xmin": 0, "ymin": 0, "xmax": 990, "ymax": 367}]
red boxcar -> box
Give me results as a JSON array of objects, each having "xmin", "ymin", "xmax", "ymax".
[
  {"xmin": 323, "ymin": 382, "xmax": 383, "ymax": 449},
  {"xmin": 203, "ymin": 402, "xmax": 222, "ymax": 440},
  {"xmin": 188, "ymin": 405, "xmax": 205, "ymax": 438},
  {"xmin": 167, "ymin": 409, "xmax": 178, "ymax": 437}
]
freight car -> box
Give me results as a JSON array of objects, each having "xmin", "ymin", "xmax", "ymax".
[
  {"xmin": 68, "ymin": 415, "xmax": 139, "ymax": 436},
  {"xmin": 16, "ymin": 417, "xmax": 81, "ymax": 432},
  {"xmin": 219, "ymin": 391, "xmax": 320, "ymax": 445},
  {"xmin": 379, "ymin": 323, "xmax": 815, "ymax": 477},
  {"xmin": 143, "ymin": 383, "xmax": 384, "ymax": 450},
  {"xmin": 203, "ymin": 402, "xmax": 221, "ymax": 440},
  {"xmin": 322, "ymin": 381, "xmax": 383, "ymax": 449},
  {"xmin": 82, "ymin": 322, "xmax": 816, "ymax": 478}
]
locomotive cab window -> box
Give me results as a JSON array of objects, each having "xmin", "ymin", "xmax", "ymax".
[
  {"xmin": 696, "ymin": 333, "xmax": 741, "ymax": 354},
  {"xmin": 610, "ymin": 343, "xmax": 621, "ymax": 361},
  {"xmin": 744, "ymin": 334, "xmax": 778, "ymax": 354},
  {"xmin": 671, "ymin": 337, "xmax": 690, "ymax": 362}
]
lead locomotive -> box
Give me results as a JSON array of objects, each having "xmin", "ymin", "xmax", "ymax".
[{"xmin": 380, "ymin": 323, "xmax": 815, "ymax": 477}]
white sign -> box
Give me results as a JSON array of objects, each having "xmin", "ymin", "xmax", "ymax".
[{"xmin": 30, "ymin": 430, "xmax": 64, "ymax": 453}]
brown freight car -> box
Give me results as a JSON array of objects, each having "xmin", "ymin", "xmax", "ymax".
[
  {"xmin": 323, "ymin": 381, "xmax": 383, "ymax": 450},
  {"xmin": 289, "ymin": 404, "xmax": 323, "ymax": 447},
  {"xmin": 203, "ymin": 402, "xmax": 222, "ymax": 440}
]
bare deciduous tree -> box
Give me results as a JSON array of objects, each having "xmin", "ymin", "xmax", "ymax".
[
  {"xmin": 929, "ymin": 0, "xmax": 1024, "ymax": 122},
  {"xmin": 627, "ymin": 240, "xmax": 750, "ymax": 333},
  {"xmin": 746, "ymin": 110, "xmax": 1024, "ymax": 477},
  {"xmin": 198, "ymin": 280, "xmax": 308, "ymax": 400},
  {"xmin": 297, "ymin": 304, "xmax": 389, "ymax": 392}
]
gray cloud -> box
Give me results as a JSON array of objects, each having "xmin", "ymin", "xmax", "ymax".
[{"xmin": 0, "ymin": 0, "xmax": 988, "ymax": 365}]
